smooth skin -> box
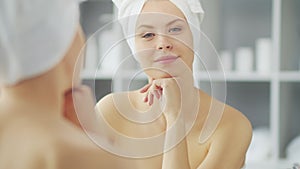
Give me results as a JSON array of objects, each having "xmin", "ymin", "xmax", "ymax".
[{"xmin": 96, "ymin": 1, "xmax": 252, "ymax": 169}]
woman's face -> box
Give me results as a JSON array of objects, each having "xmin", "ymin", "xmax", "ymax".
[{"xmin": 135, "ymin": 0, "xmax": 194, "ymax": 79}]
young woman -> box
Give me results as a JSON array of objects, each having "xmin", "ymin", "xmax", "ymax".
[
  {"xmin": 0, "ymin": 0, "xmax": 135, "ymax": 168},
  {"xmin": 96, "ymin": 0, "xmax": 252, "ymax": 169}
]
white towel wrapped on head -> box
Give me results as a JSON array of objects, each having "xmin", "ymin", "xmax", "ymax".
[{"xmin": 0, "ymin": 0, "xmax": 81, "ymax": 85}]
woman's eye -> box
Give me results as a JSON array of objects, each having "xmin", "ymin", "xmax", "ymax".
[
  {"xmin": 169, "ymin": 27, "xmax": 182, "ymax": 33},
  {"xmin": 142, "ymin": 33, "xmax": 155, "ymax": 39}
]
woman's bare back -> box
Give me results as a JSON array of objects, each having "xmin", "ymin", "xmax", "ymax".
[{"xmin": 0, "ymin": 108, "xmax": 138, "ymax": 169}]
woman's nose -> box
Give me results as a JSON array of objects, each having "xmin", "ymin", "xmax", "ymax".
[{"xmin": 156, "ymin": 35, "xmax": 173, "ymax": 51}]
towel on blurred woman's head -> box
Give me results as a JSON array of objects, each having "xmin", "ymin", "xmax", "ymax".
[{"xmin": 0, "ymin": 0, "xmax": 81, "ymax": 85}]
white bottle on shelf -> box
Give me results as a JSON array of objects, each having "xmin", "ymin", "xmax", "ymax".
[
  {"xmin": 235, "ymin": 47, "xmax": 254, "ymax": 73},
  {"xmin": 256, "ymin": 38, "xmax": 272, "ymax": 74},
  {"xmin": 218, "ymin": 50, "xmax": 233, "ymax": 72}
]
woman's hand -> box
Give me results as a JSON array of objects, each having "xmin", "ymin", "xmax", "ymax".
[
  {"xmin": 140, "ymin": 75, "xmax": 196, "ymax": 124},
  {"xmin": 140, "ymin": 78, "xmax": 181, "ymax": 120}
]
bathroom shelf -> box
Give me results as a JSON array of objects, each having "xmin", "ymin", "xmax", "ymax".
[
  {"xmin": 195, "ymin": 71, "xmax": 272, "ymax": 82},
  {"xmin": 279, "ymin": 72, "xmax": 300, "ymax": 82}
]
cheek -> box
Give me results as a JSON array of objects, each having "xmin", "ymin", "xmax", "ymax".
[
  {"xmin": 177, "ymin": 32, "xmax": 193, "ymax": 49},
  {"xmin": 135, "ymin": 42, "xmax": 155, "ymax": 67},
  {"xmin": 136, "ymin": 50, "xmax": 155, "ymax": 67},
  {"xmin": 183, "ymin": 45, "xmax": 194, "ymax": 67},
  {"xmin": 174, "ymin": 41, "xmax": 194, "ymax": 68}
]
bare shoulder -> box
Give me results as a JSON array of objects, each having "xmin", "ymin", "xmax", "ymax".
[
  {"xmin": 0, "ymin": 116, "xmax": 52, "ymax": 169},
  {"xmin": 49, "ymin": 121, "xmax": 122, "ymax": 169},
  {"xmin": 210, "ymin": 103, "xmax": 252, "ymax": 168},
  {"xmin": 217, "ymin": 103, "xmax": 252, "ymax": 141},
  {"xmin": 95, "ymin": 91, "xmax": 136, "ymax": 128},
  {"xmin": 197, "ymin": 91, "xmax": 252, "ymax": 169},
  {"xmin": 96, "ymin": 93, "xmax": 117, "ymax": 112},
  {"xmin": 96, "ymin": 92, "xmax": 120, "ymax": 120},
  {"xmin": 0, "ymin": 115, "xmax": 111, "ymax": 169},
  {"xmin": 198, "ymin": 90, "xmax": 252, "ymax": 140},
  {"xmin": 0, "ymin": 106, "xmax": 134, "ymax": 169},
  {"xmin": 43, "ymin": 119, "xmax": 131, "ymax": 169},
  {"xmin": 96, "ymin": 93, "xmax": 126, "ymax": 113}
]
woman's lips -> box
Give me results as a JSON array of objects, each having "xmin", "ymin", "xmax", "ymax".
[{"xmin": 154, "ymin": 55, "xmax": 179, "ymax": 64}]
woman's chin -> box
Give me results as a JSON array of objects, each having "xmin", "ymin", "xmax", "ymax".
[
  {"xmin": 144, "ymin": 64, "xmax": 191, "ymax": 79},
  {"xmin": 146, "ymin": 71, "xmax": 176, "ymax": 79}
]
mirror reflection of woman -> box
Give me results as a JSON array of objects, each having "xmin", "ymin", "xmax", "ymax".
[{"xmin": 96, "ymin": 0, "xmax": 253, "ymax": 169}]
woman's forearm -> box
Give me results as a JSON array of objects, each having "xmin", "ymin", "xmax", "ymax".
[{"xmin": 162, "ymin": 117, "xmax": 191, "ymax": 169}]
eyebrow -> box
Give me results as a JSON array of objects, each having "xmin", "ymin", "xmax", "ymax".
[{"xmin": 136, "ymin": 18, "xmax": 185, "ymax": 30}]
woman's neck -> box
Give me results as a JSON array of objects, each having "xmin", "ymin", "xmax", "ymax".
[{"xmin": 0, "ymin": 72, "xmax": 66, "ymax": 118}]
